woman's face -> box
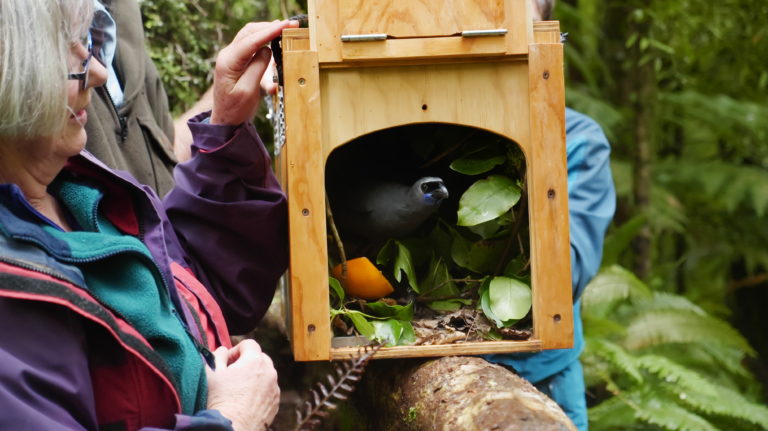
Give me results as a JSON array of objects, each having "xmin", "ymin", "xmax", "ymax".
[{"xmin": 58, "ymin": 37, "xmax": 107, "ymax": 157}]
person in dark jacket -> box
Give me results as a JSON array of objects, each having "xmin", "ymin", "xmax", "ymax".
[{"xmin": 0, "ymin": 0, "xmax": 294, "ymax": 429}]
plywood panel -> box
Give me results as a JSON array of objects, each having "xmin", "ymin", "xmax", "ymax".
[
  {"xmin": 527, "ymin": 43, "xmax": 573, "ymax": 349},
  {"xmin": 319, "ymin": 61, "xmax": 531, "ymax": 159},
  {"xmin": 282, "ymin": 48, "xmax": 332, "ymax": 361},
  {"xmin": 331, "ymin": 340, "xmax": 543, "ymax": 360},
  {"xmin": 338, "ymin": 0, "xmax": 505, "ymax": 37}
]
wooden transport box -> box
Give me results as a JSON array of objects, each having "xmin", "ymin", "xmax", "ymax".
[{"xmin": 274, "ymin": 0, "xmax": 572, "ymax": 361}]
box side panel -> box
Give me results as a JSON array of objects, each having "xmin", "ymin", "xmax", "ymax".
[{"xmin": 527, "ymin": 42, "xmax": 573, "ymax": 349}]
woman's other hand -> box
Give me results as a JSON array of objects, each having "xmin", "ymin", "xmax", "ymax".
[
  {"xmin": 210, "ymin": 20, "xmax": 298, "ymax": 126},
  {"xmin": 205, "ymin": 339, "xmax": 280, "ymax": 430}
]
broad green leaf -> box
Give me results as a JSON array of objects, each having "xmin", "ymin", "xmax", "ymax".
[
  {"xmin": 329, "ymin": 277, "xmax": 345, "ymax": 307},
  {"xmin": 371, "ymin": 319, "xmax": 414, "ymax": 346},
  {"xmin": 365, "ymin": 301, "xmax": 414, "ymax": 321},
  {"xmin": 457, "ymin": 175, "xmax": 521, "ymax": 226},
  {"xmin": 478, "ymin": 279, "xmax": 503, "ymax": 327},
  {"xmin": 419, "ymin": 257, "xmax": 458, "ymax": 298},
  {"xmin": 427, "ymin": 299, "xmax": 472, "ymax": 312},
  {"xmin": 450, "ymin": 232, "xmax": 472, "ymax": 270},
  {"xmin": 488, "ymin": 276, "xmax": 531, "ymax": 325},
  {"xmin": 377, "ymin": 240, "xmax": 418, "ymax": 291},
  {"xmin": 467, "ymin": 217, "xmax": 502, "ymax": 239},
  {"xmin": 450, "ymin": 146, "xmax": 506, "ymax": 175},
  {"xmin": 347, "ymin": 311, "xmax": 375, "ymax": 339},
  {"xmin": 467, "ymin": 239, "xmax": 507, "ymax": 274}
]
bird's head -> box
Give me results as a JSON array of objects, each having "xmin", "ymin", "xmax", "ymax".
[{"xmin": 414, "ymin": 177, "xmax": 449, "ymax": 205}]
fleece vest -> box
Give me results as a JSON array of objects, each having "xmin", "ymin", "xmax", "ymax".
[{"xmin": 45, "ymin": 177, "xmax": 206, "ymax": 414}]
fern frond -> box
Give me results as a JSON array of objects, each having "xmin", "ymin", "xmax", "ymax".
[
  {"xmin": 582, "ymin": 315, "xmax": 628, "ymax": 338},
  {"xmin": 588, "ymin": 396, "xmax": 637, "ymax": 430},
  {"xmin": 638, "ymin": 356, "xmax": 768, "ymax": 429},
  {"xmin": 672, "ymin": 383, "xmax": 768, "ymax": 430},
  {"xmin": 585, "ymin": 338, "xmax": 643, "ymax": 384},
  {"xmin": 633, "ymin": 392, "xmax": 718, "ymax": 431},
  {"xmin": 636, "ymin": 292, "xmax": 706, "ymax": 315},
  {"xmin": 582, "ymin": 265, "xmax": 652, "ymax": 310},
  {"xmin": 625, "ymin": 310, "xmax": 755, "ymax": 354},
  {"xmin": 635, "ymin": 355, "xmax": 719, "ymax": 396},
  {"xmin": 294, "ymin": 343, "xmax": 381, "ymax": 431}
]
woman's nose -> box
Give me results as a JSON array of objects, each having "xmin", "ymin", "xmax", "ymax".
[{"xmin": 87, "ymin": 56, "xmax": 108, "ymax": 89}]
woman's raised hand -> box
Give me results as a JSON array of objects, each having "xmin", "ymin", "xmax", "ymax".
[{"xmin": 210, "ymin": 20, "xmax": 298, "ymax": 126}]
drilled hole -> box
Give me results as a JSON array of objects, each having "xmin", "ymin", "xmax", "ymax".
[
  {"xmin": 543, "ymin": 71, "xmax": 550, "ymax": 80},
  {"xmin": 308, "ymin": 324, "xmax": 316, "ymax": 333},
  {"xmin": 421, "ymin": 104, "xmax": 428, "ymax": 111},
  {"xmin": 302, "ymin": 208, "xmax": 310, "ymax": 216},
  {"xmin": 547, "ymin": 189, "xmax": 556, "ymax": 199},
  {"xmin": 553, "ymin": 314, "xmax": 562, "ymax": 323},
  {"xmin": 298, "ymin": 77, "xmax": 306, "ymax": 85}
]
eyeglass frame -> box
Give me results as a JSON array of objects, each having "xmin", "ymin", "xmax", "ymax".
[{"xmin": 67, "ymin": 32, "xmax": 93, "ymax": 90}]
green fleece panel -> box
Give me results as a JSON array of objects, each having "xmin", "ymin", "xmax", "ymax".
[{"xmin": 44, "ymin": 177, "xmax": 206, "ymax": 414}]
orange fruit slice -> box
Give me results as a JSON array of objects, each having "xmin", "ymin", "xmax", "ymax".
[{"xmin": 331, "ymin": 257, "xmax": 394, "ymax": 300}]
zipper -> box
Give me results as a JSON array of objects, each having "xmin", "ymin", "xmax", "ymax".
[{"xmin": 98, "ymin": 86, "xmax": 128, "ymax": 143}]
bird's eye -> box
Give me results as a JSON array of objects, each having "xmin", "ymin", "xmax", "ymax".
[{"xmin": 421, "ymin": 183, "xmax": 430, "ymax": 193}]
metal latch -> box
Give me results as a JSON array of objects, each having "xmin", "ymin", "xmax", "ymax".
[{"xmin": 461, "ymin": 29, "xmax": 508, "ymax": 37}]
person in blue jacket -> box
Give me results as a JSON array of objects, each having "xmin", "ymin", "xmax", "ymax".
[{"xmin": 485, "ymin": 2, "xmax": 617, "ymax": 430}]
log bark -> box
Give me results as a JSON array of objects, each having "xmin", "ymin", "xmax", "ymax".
[
  {"xmin": 357, "ymin": 356, "xmax": 577, "ymax": 431},
  {"xmin": 248, "ymin": 298, "xmax": 577, "ymax": 431}
]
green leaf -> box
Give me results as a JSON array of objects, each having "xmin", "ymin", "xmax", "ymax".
[
  {"xmin": 329, "ymin": 276, "xmax": 345, "ymax": 307},
  {"xmin": 457, "ymin": 175, "xmax": 521, "ymax": 226},
  {"xmin": 371, "ymin": 319, "xmax": 415, "ymax": 346},
  {"xmin": 347, "ymin": 311, "xmax": 375, "ymax": 339},
  {"xmin": 479, "ymin": 279, "xmax": 502, "ymax": 327},
  {"xmin": 377, "ymin": 240, "xmax": 418, "ymax": 291},
  {"xmin": 450, "ymin": 232, "xmax": 473, "ymax": 270},
  {"xmin": 467, "ymin": 239, "xmax": 507, "ymax": 274},
  {"xmin": 449, "ymin": 147, "xmax": 506, "ymax": 175},
  {"xmin": 426, "ymin": 299, "xmax": 472, "ymax": 312},
  {"xmin": 488, "ymin": 276, "xmax": 532, "ymax": 325},
  {"xmin": 365, "ymin": 301, "xmax": 414, "ymax": 321},
  {"xmin": 419, "ymin": 256, "xmax": 459, "ymax": 298}
]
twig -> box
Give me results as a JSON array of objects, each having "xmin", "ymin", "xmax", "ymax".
[
  {"xmin": 494, "ymin": 176, "xmax": 528, "ymax": 276},
  {"xmin": 419, "ymin": 131, "xmax": 478, "ymax": 169},
  {"xmin": 326, "ymin": 193, "xmax": 348, "ymax": 279}
]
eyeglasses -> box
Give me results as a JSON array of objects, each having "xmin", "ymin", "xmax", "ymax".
[{"xmin": 67, "ymin": 32, "xmax": 93, "ymax": 90}]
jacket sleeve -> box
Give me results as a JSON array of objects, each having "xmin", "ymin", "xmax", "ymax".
[
  {"xmin": 0, "ymin": 298, "xmax": 235, "ymax": 431},
  {"xmin": 162, "ymin": 113, "xmax": 289, "ymax": 334},
  {"xmin": 565, "ymin": 111, "xmax": 616, "ymax": 300}
]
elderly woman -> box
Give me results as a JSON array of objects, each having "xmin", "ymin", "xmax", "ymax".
[{"xmin": 0, "ymin": 0, "xmax": 294, "ymax": 429}]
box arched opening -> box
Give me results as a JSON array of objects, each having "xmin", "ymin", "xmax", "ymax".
[{"xmin": 324, "ymin": 122, "xmax": 534, "ymax": 348}]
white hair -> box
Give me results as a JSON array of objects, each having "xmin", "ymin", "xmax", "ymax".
[{"xmin": 0, "ymin": 0, "xmax": 93, "ymax": 138}]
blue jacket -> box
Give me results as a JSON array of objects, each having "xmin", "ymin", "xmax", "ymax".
[{"xmin": 486, "ymin": 108, "xmax": 616, "ymax": 382}]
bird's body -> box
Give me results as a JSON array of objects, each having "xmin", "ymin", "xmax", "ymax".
[{"xmin": 332, "ymin": 177, "xmax": 448, "ymax": 242}]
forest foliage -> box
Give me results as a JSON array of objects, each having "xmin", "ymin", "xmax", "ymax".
[{"xmin": 140, "ymin": 0, "xmax": 768, "ymax": 429}]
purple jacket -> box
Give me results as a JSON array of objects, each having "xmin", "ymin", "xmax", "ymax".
[{"xmin": 0, "ymin": 113, "xmax": 288, "ymax": 430}]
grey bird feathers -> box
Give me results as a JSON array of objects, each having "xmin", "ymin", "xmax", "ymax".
[{"xmin": 330, "ymin": 176, "xmax": 449, "ymax": 242}]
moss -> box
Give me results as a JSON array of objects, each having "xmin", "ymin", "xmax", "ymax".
[{"xmin": 405, "ymin": 406, "xmax": 419, "ymax": 423}]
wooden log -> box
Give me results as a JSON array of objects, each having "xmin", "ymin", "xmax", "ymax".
[{"xmin": 357, "ymin": 356, "xmax": 577, "ymax": 431}]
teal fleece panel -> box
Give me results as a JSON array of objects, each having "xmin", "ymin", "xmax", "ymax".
[{"xmin": 44, "ymin": 178, "xmax": 206, "ymax": 414}]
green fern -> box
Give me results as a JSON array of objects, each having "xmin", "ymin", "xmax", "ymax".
[
  {"xmin": 584, "ymin": 265, "xmax": 767, "ymax": 430},
  {"xmin": 581, "ymin": 264, "xmax": 651, "ymax": 311},
  {"xmin": 585, "ymin": 338, "xmax": 644, "ymax": 384},
  {"xmin": 624, "ymin": 309, "xmax": 755, "ymax": 353}
]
